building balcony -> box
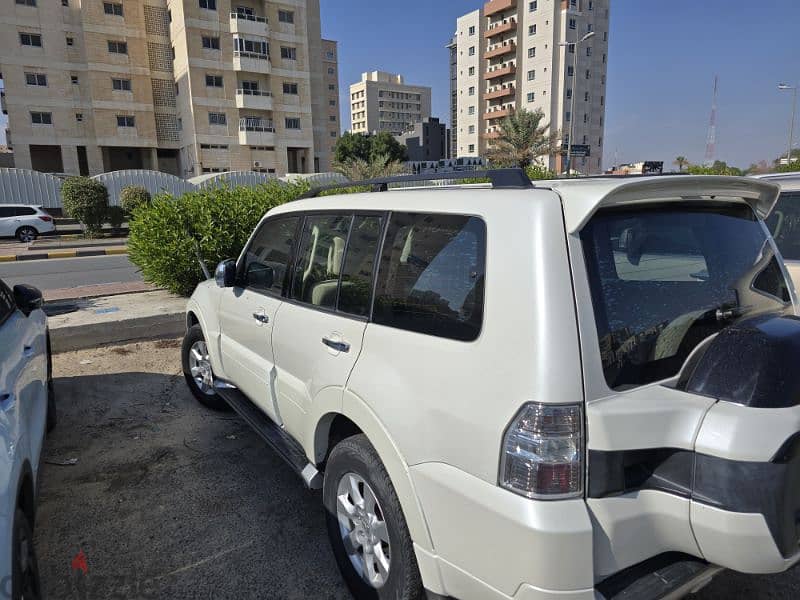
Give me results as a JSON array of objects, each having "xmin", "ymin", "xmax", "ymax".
[
  {"xmin": 483, "ymin": 63, "xmax": 516, "ymax": 80},
  {"xmin": 233, "ymin": 51, "xmax": 271, "ymax": 74},
  {"xmin": 229, "ymin": 11, "xmax": 268, "ymax": 36},
  {"xmin": 485, "ymin": 18, "xmax": 517, "ymax": 38},
  {"xmin": 484, "ymin": 85, "xmax": 515, "ymax": 100},
  {"xmin": 482, "ymin": 130, "xmax": 502, "ymax": 140},
  {"xmin": 484, "ymin": 40, "xmax": 516, "ymax": 60},
  {"xmin": 484, "ymin": 0, "xmax": 516, "ymax": 17},
  {"xmin": 235, "ymin": 89, "xmax": 273, "ymax": 110},
  {"xmin": 483, "ymin": 106, "xmax": 514, "ymax": 120},
  {"xmin": 239, "ymin": 117, "xmax": 275, "ymax": 145}
]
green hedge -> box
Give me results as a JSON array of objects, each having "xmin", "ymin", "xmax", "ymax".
[{"xmin": 127, "ymin": 181, "xmax": 309, "ymax": 296}]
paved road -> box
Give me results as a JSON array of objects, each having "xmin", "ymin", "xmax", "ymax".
[{"xmin": 0, "ymin": 254, "xmax": 141, "ymax": 290}]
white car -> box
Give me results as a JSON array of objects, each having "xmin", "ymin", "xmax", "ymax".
[
  {"xmin": 0, "ymin": 205, "xmax": 55, "ymax": 243},
  {"xmin": 0, "ymin": 277, "xmax": 54, "ymax": 599},
  {"xmin": 183, "ymin": 170, "xmax": 800, "ymax": 600}
]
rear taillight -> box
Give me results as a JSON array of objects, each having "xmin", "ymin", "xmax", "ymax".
[
  {"xmin": 499, "ymin": 402, "xmax": 583, "ymax": 499},
  {"xmin": 38, "ymin": 215, "xmax": 52, "ymax": 222}
]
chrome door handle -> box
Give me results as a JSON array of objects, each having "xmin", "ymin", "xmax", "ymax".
[
  {"xmin": 321, "ymin": 337, "xmax": 350, "ymax": 353},
  {"xmin": 252, "ymin": 312, "xmax": 269, "ymax": 324}
]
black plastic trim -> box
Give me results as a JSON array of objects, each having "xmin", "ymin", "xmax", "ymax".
[
  {"xmin": 595, "ymin": 552, "xmax": 713, "ymax": 600},
  {"xmin": 588, "ymin": 448, "xmax": 693, "ymax": 498}
]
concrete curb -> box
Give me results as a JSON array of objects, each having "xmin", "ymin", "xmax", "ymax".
[
  {"xmin": 0, "ymin": 247, "xmax": 127, "ymax": 262},
  {"xmin": 49, "ymin": 311, "xmax": 185, "ymax": 353}
]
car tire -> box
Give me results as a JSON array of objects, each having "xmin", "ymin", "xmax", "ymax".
[
  {"xmin": 16, "ymin": 227, "xmax": 38, "ymax": 243},
  {"xmin": 46, "ymin": 334, "xmax": 56, "ymax": 433},
  {"xmin": 181, "ymin": 324, "xmax": 230, "ymax": 411},
  {"xmin": 323, "ymin": 434, "xmax": 425, "ymax": 600},
  {"xmin": 12, "ymin": 508, "xmax": 42, "ymax": 600}
]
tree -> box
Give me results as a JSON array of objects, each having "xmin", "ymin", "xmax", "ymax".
[
  {"xmin": 333, "ymin": 154, "xmax": 408, "ymax": 181},
  {"xmin": 485, "ymin": 108, "xmax": 558, "ymax": 169},
  {"xmin": 673, "ymin": 156, "xmax": 688, "ymax": 172},
  {"xmin": 61, "ymin": 177, "xmax": 109, "ymax": 237},
  {"xmin": 333, "ymin": 132, "xmax": 372, "ymax": 164},
  {"xmin": 686, "ymin": 160, "xmax": 743, "ymax": 176},
  {"xmin": 369, "ymin": 131, "xmax": 407, "ymax": 163}
]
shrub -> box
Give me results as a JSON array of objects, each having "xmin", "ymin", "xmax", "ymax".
[
  {"xmin": 107, "ymin": 205, "xmax": 125, "ymax": 231},
  {"xmin": 120, "ymin": 185, "xmax": 152, "ymax": 216},
  {"xmin": 127, "ymin": 181, "xmax": 309, "ymax": 296},
  {"xmin": 61, "ymin": 177, "xmax": 109, "ymax": 237},
  {"xmin": 525, "ymin": 164, "xmax": 557, "ymax": 180}
]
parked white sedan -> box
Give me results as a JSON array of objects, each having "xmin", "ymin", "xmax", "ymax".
[
  {"xmin": 0, "ymin": 277, "xmax": 55, "ymax": 598},
  {"xmin": 0, "ymin": 205, "xmax": 55, "ymax": 242}
]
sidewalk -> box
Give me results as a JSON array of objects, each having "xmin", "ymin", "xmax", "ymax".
[{"xmin": 47, "ymin": 289, "xmax": 186, "ymax": 352}]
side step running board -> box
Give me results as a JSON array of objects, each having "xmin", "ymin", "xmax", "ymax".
[{"xmin": 215, "ymin": 384, "xmax": 323, "ymax": 490}]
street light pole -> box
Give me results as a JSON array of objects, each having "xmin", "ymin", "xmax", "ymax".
[
  {"xmin": 561, "ymin": 31, "xmax": 594, "ymax": 177},
  {"xmin": 779, "ymin": 83, "xmax": 798, "ymax": 164}
]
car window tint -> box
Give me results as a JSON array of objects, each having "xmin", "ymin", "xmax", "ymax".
[
  {"xmin": 373, "ymin": 212, "xmax": 486, "ymax": 341},
  {"xmin": 338, "ymin": 215, "xmax": 383, "ymax": 317},
  {"xmin": 0, "ymin": 207, "xmax": 15, "ymax": 218},
  {"xmin": 15, "ymin": 207, "xmax": 36, "ymax": 216},
  {"xmin": 291, "ymin": 214, "xmax": 352, "ymax": 310},
  {"xmin": 0, "ymin": 280, "xmax": 15, "ymax": 326},
  {"xmin": 765, "ymin": 192, "xmax": 800, "ymax": 261},
  {"xmin": 240, "ymin": 217, "xmax": 299, "ymax": 294}
]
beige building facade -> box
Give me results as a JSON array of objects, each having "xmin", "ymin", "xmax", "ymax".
[
  {"xmin": 349, "ymin": 71, "xmax": 431, "ymax": 136},
  {"xmin": 0, "ymin": 0, "xmax": 339, "ymax": 177},
  {"xmin": 453, "ymin": 0, "xmax": 609, "ymax": 173}
]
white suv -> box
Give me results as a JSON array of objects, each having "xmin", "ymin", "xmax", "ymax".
[
  {"xmin": 183, "ymin": 170, "xmax": 800, "ymax": 600},
  {"xmin": 0, "ymin": 205, "xmax": 55, "ymax": 242}
]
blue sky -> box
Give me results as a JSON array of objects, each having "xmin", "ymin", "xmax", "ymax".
[{"xmin": 321, "ymin": 0, "xmax": 800, "ymax": 169}]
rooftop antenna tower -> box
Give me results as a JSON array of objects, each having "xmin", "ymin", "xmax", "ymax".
[{"xmin": 704, "ymin": 75, "xmax": 718, "ymax": 166}]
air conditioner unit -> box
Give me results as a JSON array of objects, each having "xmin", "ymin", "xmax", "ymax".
[{"xmin": 253, "ymin": 161, "xmax": 262, "ymax": 168}]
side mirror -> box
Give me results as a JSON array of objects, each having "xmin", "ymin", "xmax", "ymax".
[
  {"xmin": 214, "ymin": 259, "xmax": 237, "ymax": 288},
  {"xmin": 13, "ymin": 284, "xmax": 43, "ymax": 316}
]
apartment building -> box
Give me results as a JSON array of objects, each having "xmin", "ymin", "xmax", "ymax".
[
  {"xmin": 0, "ymin": 0, "xmax": 339, "ymax": 177},
  {"xmin": 452, "ymin": 0, "xmax": 609, "ymax": 173},
  {"xmin": 349, "ymin": 71, "xmax": 431, "ymax": 136}
]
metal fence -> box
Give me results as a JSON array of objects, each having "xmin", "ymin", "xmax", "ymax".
[
  {"xmin": 0, "ymin": 168, "xmax": 63, "ymax": 209},
  {"xmin": 92, "ymin": 170, "xmax": 195, "ymax": 206}
]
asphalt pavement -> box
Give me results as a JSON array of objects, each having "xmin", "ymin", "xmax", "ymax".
[{"xmin": 0, "ymin": 254, "xmax": 141, "ymax": 290}]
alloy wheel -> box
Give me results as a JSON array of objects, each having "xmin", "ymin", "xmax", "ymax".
[{"xmin": 188, "ymin": 340, "xmax": 216, "ymax": 396}]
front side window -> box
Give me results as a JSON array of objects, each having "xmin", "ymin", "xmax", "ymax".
[
  {"xmin": 373, "ymin": 212, "xmax": 486, "ymax": 341},
  {"xmin": 766, "ymin": 192, "xmax": 800, "ymax": 261},
  {"xmin": 291, "ymin": 215, "xmax": 351, "ymax": 310},
  {"xmin": 581, "ymin": 203, "xmax": 792, "ymax": 390},
  {"xmin": 240, "ymin": 217, "xmax": 299, "ymax": 294}
]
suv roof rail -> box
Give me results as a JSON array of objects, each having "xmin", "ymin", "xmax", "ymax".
[{"xmin": 298, "ymin": 168, "xmax": 533, "ymax": 199}]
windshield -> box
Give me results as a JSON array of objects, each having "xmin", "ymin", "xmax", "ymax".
[
  {"xmin": 581, "ymin": 202, "xmax": 793, "ymax": 390},
  {"xmin": 765, "ymin": 191, "xmax": 800, "ymax": 260}
]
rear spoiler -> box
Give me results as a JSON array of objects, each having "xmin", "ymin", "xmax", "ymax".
[{"xmin": 548, "ymin": 176, "xmax": 781, "ymax": 233}]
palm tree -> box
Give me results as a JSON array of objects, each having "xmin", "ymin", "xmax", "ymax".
[
  {"xmin": 486, "ymin": 108, "xmax": 559, "ymax": 169},
  {"xmin": 333, "ymin": 153, "xmax": 408, "ymax": 181},
  {"xmin": 674, "ymin": 156, "xmax": 688, "ymax": 172}
]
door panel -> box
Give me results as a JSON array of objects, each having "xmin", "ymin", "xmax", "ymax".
[{"xmin": 218, "ymin": 216, "xmax": 299, "ymax": 422}]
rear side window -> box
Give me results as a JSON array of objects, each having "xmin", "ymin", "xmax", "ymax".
[
  {"xmin": 373, "ymin": 212, "xmax": 486, "ymax": 341},
  {"xmin": 0, "ymin": 280, "xmax": 15, "ymax": 326},
  {"xmin": 765, "ymin": 192, "xmax": 800, "ymax": 261},
  {"xmin": 240, "ymin": 216, "xmax": 299, "ymax": 294}
]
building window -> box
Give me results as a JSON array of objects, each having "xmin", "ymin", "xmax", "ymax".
[
  {"xmin": 602, "ymin": 53, "xmax": 606, "ymax": 63},
  {"xmin": 71, "ymin": 75, "xmax": 79, "ymax": 84},
  {"xmin": 280, "ymin": 46, "xmax": 297, "ymax": 60},
  {"xmin": 76, "ymin": 113, "xmax": 83, "ymax": 122},
  {"xmin": 587, "ymin": 23, "xmax": 594, "ymax": 32},
  {"xmin": 30, "ymin": 111, "xmax": 52, "ymax": 125},
  {"xmin": 468, "ymin": 106, "xmax": 475, "ymax": 115},
  {"xmin": 208, "ymin": 112, "xmax": 227, "ymax": 125},
  {"xmin": 285, "ymin": 117, "xmax": 301, "ymax": 129},
  {"xmin": 199, "ymin": 0, "xmax": 216, "ymax": 9},
  {"xmin": 330, "ymin": 131, "xmax": 337, "ymax": 137},
  {"xmin": 588, "ymin": 0, "xmax": 594, "ymax": 9},
  {"xmin": 586, "ymin": 46, "xmax": 592, "ymax": 57},
  {"xmin": 568, "ymin": 43, "xmax": 575, "ymax": 54},
  {"xmin": 177, "ymin": 117, "xmax": 182, "ymax": 130},
  {"xmin": 107, "ymin": 40, "xmax": 128, "ymax": 54},
  {"xmin": 566, "ymin": 88, "xmax": 572, "ymax": 99},
  {"xmin": 529, "ymin": 1, "xmax": 537, "ymax": 10},
  {"xmin": 278, "ymin": 10, "xmax": 294, "ymax": 23},
  {"xmin": 175, "ymin": 82, "xmax": 179, "ymax": 95},
  {"xmin": 527, "ymin": 92, "xmax": 535, "ymax": 102},
  {"xmin": 202, "ymin": 36, "xmax": 220, "ymax": 50},
  {"xmin": 112, "ymin": 78, "xmax": 131, "ymax": 91},
  {"xmin": 103, "ymin": 2, "xmax": 123, "ymax": 16},
  {"xmin": 585, "ymin": 69, "xmax": 591, "ymax": 79},
  {"xmin": 116, "ymin": 115, "xmax": 135, "ymax": 127},
  {"xmin": 584, "ymin": 91, "xmax": 589, "ymax": 101},
  {"xmin": 528, "ymin": 24, "xmax": 537, "ymax": 35},
  {"xmin": 327, "ymin": 67, "xmax": 335, "ymax": 75},
  {"xmin": 583, "ymin": 113, "xmax": 588, "ymax": 123},
  {"xmin": 528, "ymin": 47, "xmax": 536, "ymax": 58},
  {"xmin": 329, "ymin": 115, "xmax": 336, "ymax": 122},
  {"xmin": 329, "ymin": 99, "xmax": 336, "ymax": 106},
  {"xmin": 328, "ymin": 84, "xmax": 335, "ymax": 91},
  {"xmin": 468, "ymin": 25, "xmax": 475, "ymax": 35},
  {"xmin": 25, "ymin": 72, "xmax": 47, "ymax": 86},
  {"xmin": 527, "ymin": 69, "xmax": 535, "ymax": 81},
  {"xmin": 468, "ymin": 125, "xmax": 475, "ymax": 134},
  {"xmin": 468, "ymin": 86, "xmax": 475, "ymax": 96},
  {"xmin": 603, "ymin": 31, "xmax": 608, "ymax": 41},
  {"xmin": 66, "ymin": 36, "xmax": 74, "ymax": 46},
  {"xmin": 565, "ymin": 111, "xmax": 571, "ymax": 122},
  {"xmin": 468, "ymin": 144, "xmax": 475, "ymax": 153},
  {"xmin": 234, "ymin": 37, "xmax": 267, "ymax": 55},
  {"xmin": 468, "ymin": 46, "xmax": 475, "ymax": 56},
  {"xmin": 19, "ymin": 32, "xmax": 43, "ymax": 47},
  {"xmin": 326, "ymin": 51, "xmax": 335, "ymax": 60},
  {"xmin": 600, "ymin": 95, "xmax": 604, "ymax": 106},
  {"xmin": 205, "ymin": 74, "xmax": 223, "ymax": 87},
  {"xmin": 468, "ymin": 66, "xmax": 475, "ymax": 76},
  {"xmin": 569, "ymin": 18, "xmax": 576, "ymax": 29},
  {"xmin": 16, "ymin": 0, "xmax": 37, "ymax": 6},
  {"xmin": 62, "ymin": 0, "xmax": 68, "ymax": 5},
  {"xmin": 283, "ymin": 82, "xmax": 299, "ymax": 94}
]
